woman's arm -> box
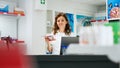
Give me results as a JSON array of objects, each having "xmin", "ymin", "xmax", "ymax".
[{"xmin": 45, "ymin": 36, "xmax": 53, "ymax": 52}]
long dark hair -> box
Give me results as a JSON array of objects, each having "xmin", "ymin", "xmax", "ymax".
[{"xmin": 53, "ymin": 13, "xmax": 71, "ymax": 35}]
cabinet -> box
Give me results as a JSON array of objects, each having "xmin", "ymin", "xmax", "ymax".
[{"xmin": 0, "ymin": 0, "xmax": 25, "ymax": 39}]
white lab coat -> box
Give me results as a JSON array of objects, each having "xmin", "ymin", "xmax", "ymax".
[{"xmin": 49, "ymin": 32, "xmax": 76, "ymax": 55}]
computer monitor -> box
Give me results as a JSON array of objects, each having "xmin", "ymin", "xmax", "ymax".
[{"xmin": 60, "ymin": 36, "xmax": 79, "ymax": 55}]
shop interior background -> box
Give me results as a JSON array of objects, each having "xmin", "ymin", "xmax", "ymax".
[{"xmin": 1, "ymin": 0, "xmax": 119, "ymax": 55}]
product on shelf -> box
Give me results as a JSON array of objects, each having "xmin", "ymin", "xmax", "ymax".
[
  {"xmin": 14, "ymin": 8, "xmax": 25, "ymax": 15},
  {"xmin": 104, "ymin": 21, "xmax": 120, "ymax": 44},
  {"xmin": 0, "ymin": 1, "xmax": 25, "ymax": 16},
  {"xmin": 107, "ymin": 0, "xmax": 120, "ymax": 19},
  {"xmin": 79, "ymin": 25, "xmax": 114, "ymax": 46},
  {"xmin": 0, "ymin": 2, "xmax": 9, "ymax": 12}
]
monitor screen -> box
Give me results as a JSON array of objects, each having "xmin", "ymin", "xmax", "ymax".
[{"xmin": 60, "ymin": 36, "xmax": 79, "ymax": 55}]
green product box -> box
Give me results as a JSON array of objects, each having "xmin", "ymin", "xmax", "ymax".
[{"xmin": 104, "ymin": 21, "xmax": 120, "ymax": 44}]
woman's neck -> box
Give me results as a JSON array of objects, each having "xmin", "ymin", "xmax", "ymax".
[{"xmin": 59, "ymin": 28, "xmax": 65, "ymax": 33}]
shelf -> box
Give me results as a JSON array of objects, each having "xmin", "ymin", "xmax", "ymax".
[
  {"xmin": 108, "ymin": 18, "xmax": 120, "ymax": 22},
  {"xmin": 0, "ymin": 12, "xmax": 25, "ymax": 16},
  {"xmin": 108, "ymin": 18, "xmax": 120, "ymax": 21},
  {"xmin": 90, "ymin": 19, "xmax": 108, "ymax": 22}
]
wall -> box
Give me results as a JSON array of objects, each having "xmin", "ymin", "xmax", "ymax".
[
  {"xmin": 32, "ymin": 10, "xmax": 47, "ymax": 55},
  {"xmin": 18, "ymin": 0, "xmax": 46, "ymax": 55},
  {"xmin": 0, "ymin": 16, "xmax": 17, "ymax": 38},
  {"xmin": 47, "ymin": 0, "xmax": 98, "ymax": 16},
  {"xmin": 18, "ymin": 0, "xmax": 33, "ymax": 54},
  {"xmin": 94, "ymin": 5, "xmax": 106, "ymax": 18}
]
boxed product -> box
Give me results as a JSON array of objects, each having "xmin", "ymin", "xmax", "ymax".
[
  {"xmin": 104, "ymin": 21, "xmax": 120, "ymax": 44},
  {"xmin": 0, "ymin": 1, "xmax": 17, "ymax": 13},
  {"xmin": 0, "ymin": 1, "xmax": 9, "ymax": 12},
  {"xmin": 107, "ymin": 0, "xmax": 120, "ymax": 19},
  {"xmin": 14, "ymin": 8, "xmax": 24, "ymax": 14}
]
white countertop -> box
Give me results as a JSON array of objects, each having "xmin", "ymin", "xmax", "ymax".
[{"xmin": 65, "ymin": 44, "xmax": 120, "ymax": 63}]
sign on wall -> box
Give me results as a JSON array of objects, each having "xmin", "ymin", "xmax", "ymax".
[
  {"xmin": 76, "ymin": 15, "xmax": 93, "ymax": 26},
  {"xmin": 66, "ymin": 13, "xmax": 74, "ymax": 32},
  {"xmin": 107, "ymin": 0, "xmax": 120, "ymax": 19},
  {"xmin": 34, "ymin": 0, "xmax": 47, "ymax": 10},
  {"xmin": 40, "ymin": 0, "xmax": 45, "ymax": 4}
]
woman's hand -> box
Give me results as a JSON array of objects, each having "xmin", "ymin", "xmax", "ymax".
[
  {"xmin": 45, "ymin": 36, "xmax": 55, "ymax": 41},
  {"xmin": 45, "ymin": 36, "xmax": 50, "ymax": 44},
  {"xmin": 47, "ymin": 44, "xmax": 53, "ymax": 52},
  {"xmin": 44, "ymin": 36, "xmax": 55, "ymax": 52}
]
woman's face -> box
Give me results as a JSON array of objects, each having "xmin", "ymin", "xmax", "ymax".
[{"xmin": 57, "ymin": 16, "xmax": 67, "ymax": 29}]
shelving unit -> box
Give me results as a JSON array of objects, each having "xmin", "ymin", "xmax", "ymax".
[
  {"xmin": 108, "ymin": 18, "xmax": 120, "ymax": 22},
  {"xmin": 0, "ymin": 12, "xmax": 25, "ymax": 16},
  {"xmin": 0, "ymin": 0, "xmax": 25, "ymax": 39},
  {"xmin": 0, "ymin": 15, "xmax": 25, "ymax": 39}
]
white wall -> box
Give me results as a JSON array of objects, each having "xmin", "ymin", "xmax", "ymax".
[
  {"xmin": 18, "ymin": 0, "xmax": 33, "ymax": 55},
  {"xmin": 94, "ymin": 5, "xmax": 106, "ymax": 17},
  {"xmin": 18, "ymin": 0, "xmax": 46, "ymax": 55},
  {"xmin": 32, "ymin": 10, "xmax": 47, "ymax": 55},
  {"xmin": 0, "ymin": 16, "xmax": 17, "ymax": 38},
  {"xmin": 47, "ymin": 0, "xmax": 97, "ymax": 16}
]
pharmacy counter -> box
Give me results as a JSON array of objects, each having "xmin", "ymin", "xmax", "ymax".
[{"xmin": 28, "ymin": 55, "xmax": 119, "ymax": 68}]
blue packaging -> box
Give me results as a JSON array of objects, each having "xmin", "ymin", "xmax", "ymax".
[
  {"xmin": 0, "ymin": 4, "xmax": 9, "ymax": 12},
  {"xmin": 107, "ymin": 0, "xmax": 120, "ymax": 19}
]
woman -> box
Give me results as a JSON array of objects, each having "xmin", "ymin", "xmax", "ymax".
[{"xmin": 45, "ymin": 13, "xmax": 73, "ymax": 55}]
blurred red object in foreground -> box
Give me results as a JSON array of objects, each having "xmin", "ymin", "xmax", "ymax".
[{"xmin": 0, "ymin": 45, "xmax": 32, "ymax": 68}]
